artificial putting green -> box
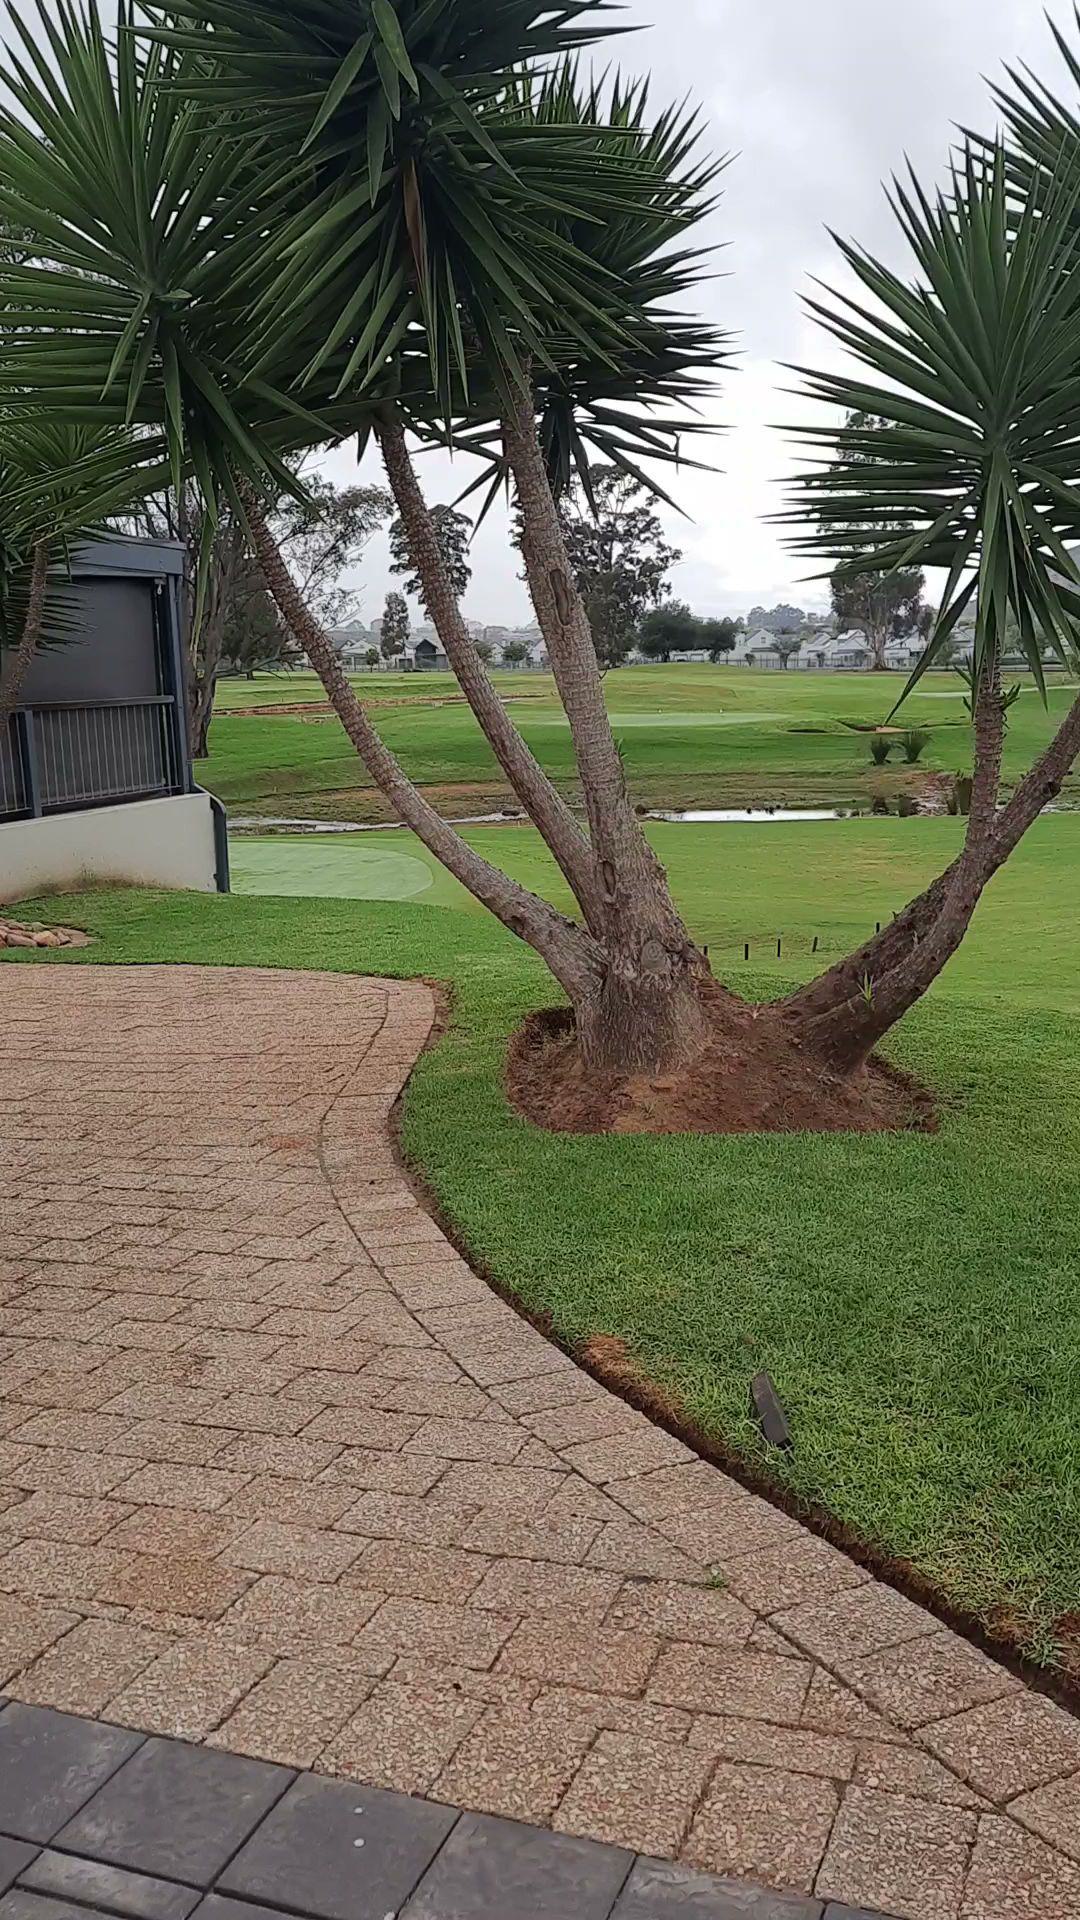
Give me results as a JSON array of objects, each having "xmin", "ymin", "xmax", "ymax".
[{"xmin": 230, "ymin": 836, "xmax": 435, "ymax": 902}]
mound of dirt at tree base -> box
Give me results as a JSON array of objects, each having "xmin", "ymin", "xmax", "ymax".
[{"xmin": 507, "ymin": 1003, "xmax": 937, "ymax": 1136}]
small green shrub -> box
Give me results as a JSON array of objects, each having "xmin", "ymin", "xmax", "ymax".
[
  {"xmin": 869, "ymin": 734, "xmax": 894, "ymax": 765},
  {"xmin": 899, "ymin": 728, "xmax": 931, "ymax": 763}
]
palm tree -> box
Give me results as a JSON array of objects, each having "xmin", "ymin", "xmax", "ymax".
[
  {"xmin": 6, "ymin": 0, "xmax": 1080, "ymax": 1110},
  {"xmin": 0, "ymin": 0, "xmax": 727, "ymax": 1072},
  {"xmin": 780, "ymin": 141, "xmax": 1080, "ymax": 1066},
  {"xmin": 0, "ymin": 421, "xmax": 166, "ymax": 726}
]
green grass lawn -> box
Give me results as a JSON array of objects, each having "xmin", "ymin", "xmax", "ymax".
[
  {"xmin": 11, "ymin": 806, "xmax": 1080, "ymax": 1670},
  {"xmin": 204, "ymin": 665, "xmax": 1080, "ymax": 821}
]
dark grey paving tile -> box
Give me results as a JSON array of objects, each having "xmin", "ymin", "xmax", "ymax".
[
  {"xmin": 20, "ymin": 1852, "xmax": 200, "ymax": 1920},
  {"xmin": 189, "ymin": 1901, "xmax": 294, "ymax": 1920},
  {"xmin": 0, "ymin": 1707, "xmax": 142, "ymax": 1845},
  {"xmin": 612, "ymin": 1857, "xmax": 824, "ymax": 1918},
  {"xmin": 822, "ymin": 1909, "xmax": 895, "ymax": 1919},
  {"xmin": 401, "ymin": 1812, "xmax": 632, "ymax": 1919},
  {"xmin": 218, "ymin": 1776, "xmax": 457, "ymax": 1920},
  {"xmin": 0, "ymin": 1894, "xmax": 110, "ymax": 1920},
  {"xmin": 55, "ymin": 1740, "xmax": 292, "ymax": 1887},
  {"xmin": 0, "ymin": 1844, "xmax": 37, "ymax": 1898}
]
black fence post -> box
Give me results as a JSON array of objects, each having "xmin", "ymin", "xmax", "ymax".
[{"xmin": 19, "ymin": 710, "xmax": 42, "ymax": 818}]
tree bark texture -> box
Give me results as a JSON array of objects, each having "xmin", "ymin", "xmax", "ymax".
[
  {"xmin": 0, "ymin": 541, "xmax": 49, "ymax": 732},
  {"xmin": 501, "ymin": 389, "xmax": 711, "ymax": 1066},
  {"xmin": 376, "ymin": 420, "xmax": 601, "ymax": 927},
  {"xmin": 245, "ymin": 490, "xmax": 602, "ymax": 1006}
]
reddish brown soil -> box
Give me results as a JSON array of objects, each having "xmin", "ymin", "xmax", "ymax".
[{"xmin": 507, "ymin": 1000, "xmax": 936, "ymax": 1137}]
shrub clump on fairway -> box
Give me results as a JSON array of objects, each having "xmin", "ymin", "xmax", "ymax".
[{"xmin": 507, "ymin": 1000, "xmax": 938, "ymax": 1137}]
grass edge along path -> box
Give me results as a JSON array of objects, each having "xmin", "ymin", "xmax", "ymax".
[{"xmin": 5, "ymin": 882, "xmax": 1079, "ymax": 1683}]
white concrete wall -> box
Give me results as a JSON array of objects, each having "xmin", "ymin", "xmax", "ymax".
[{"xmin": 0, "ymin": 792, "xmax": 220, "ymax": 904}]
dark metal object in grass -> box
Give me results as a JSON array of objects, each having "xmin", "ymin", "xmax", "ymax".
[
  {"xmin": 751, "ymin": 1372, "xmax": 792, "ymax": 1450},
  {"xmin": 744, "ymin": 942, "xmax": 750, "ymax": 962}
]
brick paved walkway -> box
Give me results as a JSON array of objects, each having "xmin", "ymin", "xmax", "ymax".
[{"xmin": 1, "ymin": 965, "xmax": 1078, "ymax": 1920}]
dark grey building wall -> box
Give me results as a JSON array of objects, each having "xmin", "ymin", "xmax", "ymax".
[{"xmin": 21, "ymin": 579, "xmax": 159, "ymax": 705}]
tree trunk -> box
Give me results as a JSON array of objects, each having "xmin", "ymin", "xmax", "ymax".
[
  {"xmin": 0, "ymin": 541, "xmax": 49, "ymax": 732},
  {"xmin": 501, "ymin": 389, "xmax": 711, "ymax": 1070},
  {"xmin": 376, "ymin": 419, "xmax": 601, "ymax": 927},
  {"xmin": 244, "ymin": 488, "xmax": 601, "ymax": 1006}
]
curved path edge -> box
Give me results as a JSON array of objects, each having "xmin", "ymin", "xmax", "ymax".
[{"xmin": 0, "ymin": 965, "xmax": 1077, "ymax": 1920}]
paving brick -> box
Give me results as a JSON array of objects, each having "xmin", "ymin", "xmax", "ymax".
[
  {"xmin": 334, "ymin": 1490, "xmax": 478, "ymax": 1548},
  {"xmin": 428, "ymin": 1462, "xmax": 566, "ymax": 1514},
  {"xmin": 347, "ymin": 1539, "xmax": 488, "ymax": 1603},
  {"xmin": 402, "ymin": 1812, "xmax": 632, "ymax": 1920},
  {"xmin": 318, "ymin": 1448, "xmax": 446, "ymax": 1496},
  {"xmin": 920, "ymin": 1690, "xmax": 1080, "ymax": 1802},
  {"xmin": 451, "ymin": 1508, "xmax": 600, "ymax": 1564},
  {"xmin": 115, "ymin": 1464, "xmax": 249, "ymax": 1513},
  {"xmin": 103, "ymin": 1507, "xmax": 239, "ymax": 1561},
  {"xmin": 585, "ymin": 1520, "xmax": 707, "ymax": 1582},
  {"xmin": 801, "ymin": 1671, "xmax": 908, "ymax": 1746},
  {"xmin": 683, "ymin": 1762, "xmax": 839, "ymax": 1892},
  {"xmin": 218, "ymin": 1773, "xmax": 456, "ymax": 1920},
  {"xmin": 470, "ymin": 1558, "xmax": 621, "ymax": 1623},
  {"xmin": 843, "ymin": 1632, "xmax": 1017, "ymax": 1731},
  {"xmin": 612, "ymin": 1856, "xmax": 825, "ymax": 1917},
  {"xmin": 689, "ymin": 1715, "xmax": 856, "ymax": 1781},
  {"xmin": 219, "ymin": 1521, "xmax": 363, "ymax": 1584},
  {"xmin": 354, "ymin": 1597, "xmax": 515, "ymax": 1671},
  {"xmin": 404, "ymin": 1417, "xmax": 524, "ymax": 1465},
  {"xmin": 816, "ymin": 1785, "xmax": 976, "ymax": 1920},
  {"xmin": 853, "ymin": 1740, "xmax": 986, "ymax": 1810},
  {"xmin": 0, "ymin": 1702, "xmax": 143, "ymax": 1843},
  {"xmin": 221, "ymin": 1477, "xmax": 355, "ymax": 1529},
  {"xmin": 0, "ymin": 1841, "xmax": 37, "ymax": 1899},
  {"xmin": 649, "ymin": 1644, "xmax": 812, "ymax": 1725},
  {"xmin": 224, "ymin": 1575, "xmax": 383, "ymax": 1652},
  {"xmin": 8, "ymin": 1619, "xmax": 172, "ymax": 1718},
  {"xmin": 95, "ymin": 1555, "xmax": 251, "ymax": 1621},
  {"xmin": 554, "ymin": 1731, "xmax": 714, "ymax": 1855},
  {"xmin": 961, "ymin": 1813, "xmax": 1080, "ymax": 1919},
  {"xmin": 0, "ymin": 1493, "xmax": 130, "ymax": 1548},
  {"xmin": 19, "ymin": 1851, "xmax": 201, "ymax": 1920},
  {"xmin": 0, "ymin": 1541, "xmax": 135, "ymax": 1606},
  {"xmin": 317, "ymin": 1677, "xmax": 482, "ymax": 1793},
  {"xmin": 722, "ymin": 1537, "xmax": 869, "ymax": 1617},
  {"xmin": 6, "ymin": 1450, "xmax": 135, "ymax": 1500},
  {"xmin": 531, "ymin": 1686, "xmax": 692, "ymax": 1744},
  {"xmin": 496, "ymin": 1619, "xmax": 659, "ymax": 1694},
  {"xmin": 608, "ymin": 1580, "xmax": 756, "ymax": 1649},
  {"xmin": 214, "ymin": 1435, "xmax": 342, "ymax": 1481},
  {"xmin": 434, "ymin": 1705, "xmax": 594, "ymax": 1823},
  {"xmin": 56, "ymin": 1737, "xmax": 291, "ymax": 1883},
  {"xmin": 1008, "ymin": 1769, "xmax": 1080, "ymax": 1863},
  {"xmin": 560, "ymin": 1427, "xmax": 693, "ymax": 1484},
  {"xmin": 104, "ymin": 1637, "xmax": 274, "ymax": 1741},
  {"xmin": 776, "ymin": 1584, "xmax": 939, "ymax": 1675},
  {"xmin": 0, "ymin": 1598, "xmax": 78, "ymax": 1687},
  {"xmin": 208, "ymin": 1657, "xmax": 373, "ymax": 1769}
]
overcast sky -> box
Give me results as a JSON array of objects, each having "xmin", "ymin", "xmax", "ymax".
[{"xmin": 314, "ymin": 0, "xmax": 1078, "ymax": 628}]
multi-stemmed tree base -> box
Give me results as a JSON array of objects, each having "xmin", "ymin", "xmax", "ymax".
[{"xmin": 509, "ymin": 982, "xmax": 936, "ymax": 1136}]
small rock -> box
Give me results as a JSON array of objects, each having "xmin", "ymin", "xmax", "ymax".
[
  {"xmin": 5, "ymin": 931, "xmax": 35, "ymax": 948},
  {"xmin": 33, "ymin": 931, "xmax": 62, "ymax": 948}
]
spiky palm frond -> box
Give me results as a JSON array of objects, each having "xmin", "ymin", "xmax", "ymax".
[
  {"xmin": 0, "ymin": 418, "xmax": 162, "ymax": 653},
  {"xmin": 0, "ymin": 0, "xmax": 389, "ymax": 524},
  {"xmin": 784, "ymin": 144, "xmax": 1080, "ymax": 694},
  {"xmin": 411, "ymin": 65, "xmax": 729, "ymax": 512}
]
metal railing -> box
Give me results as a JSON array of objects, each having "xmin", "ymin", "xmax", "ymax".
[{"xmin": 0, "ymin": 698, "xmax": 186, "ymax": 822}]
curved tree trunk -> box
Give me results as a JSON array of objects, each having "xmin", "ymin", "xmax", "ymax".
[
  {"xmin": 376, "ymin": 419, "xmax": 601, "ymax": 928},
  {"xmin": 245, "ymin": 490, "xmax": 601, "ymax": 1006},
  {"xmin": 0, "ymin": 541, "xmax": 49, "ymax": 731},
  {"xmin": 501, "ymin": 389, "xmax": 711, "ymax": 1069}
]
